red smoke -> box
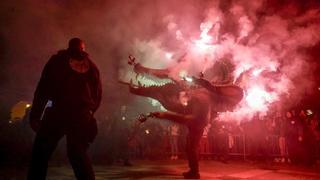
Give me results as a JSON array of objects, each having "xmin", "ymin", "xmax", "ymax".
[{"xmin": 125, "ymin": 1, "xmax": 320, "ymax": 122}]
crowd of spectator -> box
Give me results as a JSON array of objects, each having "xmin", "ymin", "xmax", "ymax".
[
  {"xmin": 120, "ymin": 108, "xmax": 320, "ymax": 166},
  {"xmin": 1, "ymin": 106, "xmax": 319, "ymax": 168}
]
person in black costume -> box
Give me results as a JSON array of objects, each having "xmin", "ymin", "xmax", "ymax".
[
  {"xmin": 151, "ymin": 89, "xmax": 212, "ymax": 179},
  {"xmin": 28, "ymin": 38, "xmax": 102, "ymax": 180}
]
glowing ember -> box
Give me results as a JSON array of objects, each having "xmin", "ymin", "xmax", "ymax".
[
  {"xmin": 184, "ymin": 77, "xmax": 193, "ymax": 82},
  {"xmin": 252, "ymin": 68, "xmax": 263, "ymax": 77},
  {"xmin": 245, "ymin": 87, "xmax": 272, "ymax": 111},
  {"xmin": 306, "ymin": 109, "xmax": 313, "ymax": 115},
  {"xmin": 165, "ymin": 52, "xmax": 173, "ymax": 59}
]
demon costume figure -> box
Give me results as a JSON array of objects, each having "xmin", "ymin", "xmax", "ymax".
[
  {"xmin": 151, "ymin": 89, "xmax": 213, "ymax": 179},
  {"xmin": 28, "ymin": 38, "xmax": 102, "ymax": 180},
  {"xmin": 121, "ymin": 57, "xmax": 243, "ymax": 179}
]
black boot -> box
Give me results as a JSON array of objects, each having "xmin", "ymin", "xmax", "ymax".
[
  {"xmin": 123, "ymin": 160, "xmax": 133, "ymax": 166},
  {"xmin": 182, "ymin": 171, "xmax": 200, "ymax": 179}
]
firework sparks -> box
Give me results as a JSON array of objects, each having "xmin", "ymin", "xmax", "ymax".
[{"xmin": 127, "ymin": 1, "xmax": 320, "ymax": 122}]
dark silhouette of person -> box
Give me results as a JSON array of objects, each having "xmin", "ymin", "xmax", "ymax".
[
  {"xmin": 212, "ymin": 120, "xmax": 229, "ymax": 163},
  {"xmin": 28, "ymin": 38, "xmax": 102, "ymax": 180},
  {"xmin": 247, "ymin": 113, "xmax": 269, "ymax": 162},
  {"xmin": 151, "ymin": 89, "xmax": 212, "ymax": 179},
  {"xmin": 108, "ymin": 117, "xmax": 133, "ymax": 166},
  {"xmin": 285, "ymin": 110, "xmax": 303, "ymax": 164}
]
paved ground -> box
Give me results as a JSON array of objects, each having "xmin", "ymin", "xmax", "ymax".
[{"xmin": 1, "ymin": 160, "xmax": 320, "ymax": 179}]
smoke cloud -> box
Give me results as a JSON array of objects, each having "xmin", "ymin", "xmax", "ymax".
[{"xmin": 1, "ymin": 0, "xmax": 320, "ymax": 123}]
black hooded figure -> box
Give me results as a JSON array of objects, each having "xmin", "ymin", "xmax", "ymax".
[{"xmin": 28, "ymin": 38, "xmax": 102, "ymax": 180}]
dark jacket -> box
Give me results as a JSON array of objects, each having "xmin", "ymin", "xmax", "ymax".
[{"xmin": 30, "ymin": 50, "xmax": 102, "ymax": 122}]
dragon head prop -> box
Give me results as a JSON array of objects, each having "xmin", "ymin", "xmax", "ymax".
[{"xmin": 121, "ymin": 57, "xmax": 244, "ymax": 114}]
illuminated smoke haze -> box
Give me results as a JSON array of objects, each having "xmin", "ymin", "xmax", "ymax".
[
  {"xmin": 121, "ymin": 0, "xmax": 320, "ymax": 122},
  {"xmin": 1, "ymin": 0, "xmax": 320, "ymax": 122}
]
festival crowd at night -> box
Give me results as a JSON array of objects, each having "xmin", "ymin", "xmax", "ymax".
[
  {"xmin": 1, "ymin": 104, "xmax": 320, "ymax": 167},
  {"xmin": 1, "ymin": 0, "xmax": 320, "ymax": 179}
]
